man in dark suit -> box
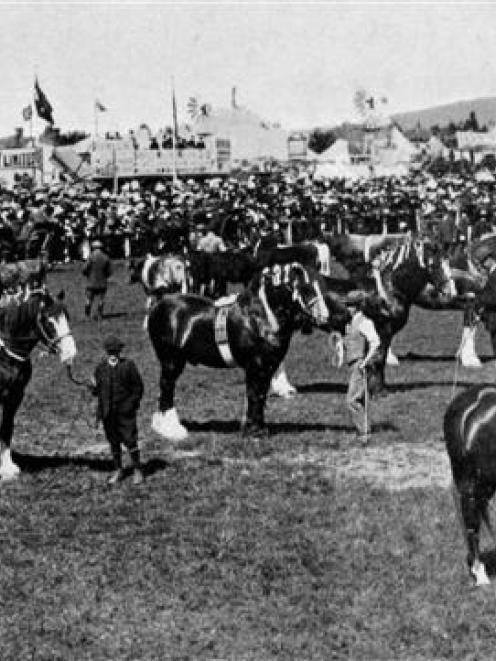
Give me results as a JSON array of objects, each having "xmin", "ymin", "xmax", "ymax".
[
  {"xmin": 82, "ymin": 239, "xmax": 112, "ymax": 320},
  {"xmin": 90, "ymin": 335, "xmax": 145, "ymax": 485},
  {"xmin": 475, "ymin": 253, "xmax": 496, "ymax": 354}
]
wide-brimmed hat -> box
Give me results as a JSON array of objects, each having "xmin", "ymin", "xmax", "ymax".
[{"xmin": 103, "ymin": 335, "xmax": 125, "ymax": 354}]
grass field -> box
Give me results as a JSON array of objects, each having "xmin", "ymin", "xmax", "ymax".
[{"xmin": 3, "ymin": 261, "xmax": 496, "ymax": 660}]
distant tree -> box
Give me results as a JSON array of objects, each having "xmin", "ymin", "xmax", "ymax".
[{"xmin": 308, "ymin": 128, "xmax": 335, "ymax": 154}]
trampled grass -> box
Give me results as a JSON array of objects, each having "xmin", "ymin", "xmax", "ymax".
[{"xmin": 1, "ymin": 261, "xmax": 496, "ymax": 660}]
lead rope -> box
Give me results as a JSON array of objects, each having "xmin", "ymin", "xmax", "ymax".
[
  {"xmin": 451, "ymin": 353, "xmax": 461, "ymax": 400},
  {"xmin": 363, "ymin": 368, "xmax": 369, "ymax": 444}
]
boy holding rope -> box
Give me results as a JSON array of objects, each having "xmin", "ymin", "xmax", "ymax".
[
  {"xmin": 89, "ymin": 335, "xmax": 145, "ymax": 485},
  {"xmin": 343, "ymin": 291, "xmax": 380, "ymax": 445}
]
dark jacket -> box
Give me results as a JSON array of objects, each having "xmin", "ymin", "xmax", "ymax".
[
  {"xmin": 83, "ymin": 248, "xmax": 112, "ymax": 290},
  {"xmin": 93, "ymin": 357, "xmax": 144, "ymax": 421},
  {"xmin": 475, "ymin": 268, "xmax": 496, "ymax": 310}
]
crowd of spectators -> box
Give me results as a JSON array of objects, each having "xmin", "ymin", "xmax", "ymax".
[{"xmin": 0, "ymin": 167, "xmax": 496, "ymax": 263}]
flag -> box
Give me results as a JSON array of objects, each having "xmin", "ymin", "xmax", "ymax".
[
  {"xmin": 34, "ymin": 78, "xmax": 54, "ymax": 124},
  {"xmin": 95, "ymin": 99, "xmax": 107, "ymax": 112},
  {"xmin": 22, "ymin": 104, "xmax": 32, "ymax": 121},
  {"xmin": 172, "ymin": 86, "xmax": 179, "ymax": 140}
]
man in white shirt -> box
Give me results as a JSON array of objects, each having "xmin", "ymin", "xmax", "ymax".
[{"xmin": 343, "ymin": 290, "xmax": 381, "ymax": 445}]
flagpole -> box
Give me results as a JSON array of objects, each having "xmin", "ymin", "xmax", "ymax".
[{"xmin": 171, "ymin": 76, "xmax": 177, "ymax": 186}]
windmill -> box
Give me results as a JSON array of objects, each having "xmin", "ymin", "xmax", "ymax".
[{"xmin": 187, "ymin": 96, "xmax": 212, "ymax": 120}]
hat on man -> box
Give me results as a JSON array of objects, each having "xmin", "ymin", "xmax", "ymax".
[
  {"xmin": 344, "ymin": 290, "xmax": 366, "ymax": 306},
  {"xmin": 91, "ymin": 239, "xmax": 103, "ymax": 249},
  {"xmin": 103, "ymin": 335, "xmax": 125, "ymax": 354}
]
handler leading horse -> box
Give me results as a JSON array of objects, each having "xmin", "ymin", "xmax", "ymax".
[
  {"xmin": 0, "ymin": 288, "xmax": 77, "ymax": 480},
  {"xmin": 148, "ymin": 263, "xmax": 329, "ymax": 440}
]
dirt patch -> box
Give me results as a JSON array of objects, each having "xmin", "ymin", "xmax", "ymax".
[{"xmin": 272, "ymin": 439, "xmax": 452, "ymax": 491}]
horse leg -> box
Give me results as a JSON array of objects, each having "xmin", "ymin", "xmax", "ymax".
[
  {"xmin": 459, "ymin": 484, "xmax": 490, "ymax": 586},
  {"xmin": 481, "ymin": 502, "xmax": 496, "ymax": 546},
  {"xmin": 242, "ymin": 363, "xmax": 273, "ymax": 437},
  {"xmin": 0, "ymin": 394, "xmax": 25, "ymax": 481},
  {"xmin": 151, "ymin": 355, "xmax": 188, "ymax": 441}
]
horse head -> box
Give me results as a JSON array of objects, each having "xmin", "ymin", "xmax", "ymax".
[
  {"xmin": 258, "ymin": 263, "xmax": 329, "ymax": 331},
  {"xmin": 32, "ymin": 288, "xmax": 77, "ymax": 363},
  {"xmin": 421, "ymin": 241, "xmax": 457, "ymax": 300}
]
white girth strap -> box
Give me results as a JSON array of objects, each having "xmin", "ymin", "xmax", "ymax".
[{"xmin": 214, "ymin": 304, "xmax": 237, "ymax": 367}]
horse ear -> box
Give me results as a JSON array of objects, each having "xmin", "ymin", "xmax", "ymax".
[{"xmin": 57, "ymin": 289, "xmax": 65, "ymax": 301}]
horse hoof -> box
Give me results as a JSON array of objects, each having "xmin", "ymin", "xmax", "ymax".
[
  {"xmin": 0, "ymin": 468, "xmax": 20, "ymax": 482},
  {"xmin": 152, "ymin": 410, "xmax": 188, "ymax": 441}
]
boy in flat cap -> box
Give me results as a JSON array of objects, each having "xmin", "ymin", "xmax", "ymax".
[
  {"xmin": 82, "ymin": 239, "xmax": 111, "ymax": 320},
  {"xmin": 90, "ymin": 335, "xmax": 145, "ymax": 484}
]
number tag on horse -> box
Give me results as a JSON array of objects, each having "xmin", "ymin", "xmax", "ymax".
[{"xmin": 214, "ymin": 301, "xmax": 238, "ymax": 367}]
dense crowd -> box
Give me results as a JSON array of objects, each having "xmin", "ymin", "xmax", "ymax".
[{"xmin": 1, "ymin": 168, "xmax": 496, "ymax": 262}]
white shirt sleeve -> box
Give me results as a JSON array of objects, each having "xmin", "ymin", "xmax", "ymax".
[{"xmin": 359, "ymin": 316, "xmax": 381, "ymax": 353}]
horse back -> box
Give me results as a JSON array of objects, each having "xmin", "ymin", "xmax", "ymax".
[{"xmin": 444, "ymin": 385, "xmax": 496, "ymax": 485}]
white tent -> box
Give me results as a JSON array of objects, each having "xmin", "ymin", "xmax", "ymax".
[
  {"xmin": 194, "ymin": 106, "xmax": 288, "ymax": 163},
  {"xmin": 317, "ymin": 139, "xmax": 351, "ymax": 165}
]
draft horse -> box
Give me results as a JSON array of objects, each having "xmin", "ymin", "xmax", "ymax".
[
  {"xmin": 0, "ymin": 288, "xmax": 77, "ymax": 480},
  {"xmin": 444, "ymin": 385, "xmax": 496, "ymax": 586},
  {"xmin": 315, "ymin": 237, "xmax": 454, "ymax": 395},
  {"xmin": 147, "ymin": 263, "xmax": 329, "ymax": 440}
]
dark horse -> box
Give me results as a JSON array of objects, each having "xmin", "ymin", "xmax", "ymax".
[
  {"xmin": 315, "ymin": 237, "xmax": 454, "ymax": 395},
  {"xmin": 444, "ymin": 385, "xmax": 496, "ymax": 586},
  {"xmin": 0, "ymin": 288, "xmax": 77, "ymax": 480},
  {"xmin": 147, "ymin": 263, "xmax": 329, "ymax": 440}
]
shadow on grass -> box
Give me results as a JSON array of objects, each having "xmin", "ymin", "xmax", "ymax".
[
  {"xmin": 403, "ymin": 351, "xmax": 494, "ymax": 363},
  {"xmin": 298, "ymin": 380, "xmax": 489, "ymax": 395},
  {"xmin": 185, "ymin": 419, "xmax": 337, "ymax": 434},
  {"xmin": 11, "ymin": 451, "xmax": 172, "ymax": 478}
]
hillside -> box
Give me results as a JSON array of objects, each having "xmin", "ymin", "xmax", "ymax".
[{"xmin": 392, "ymin": 96, "xmax": 496, "ymax": 131}]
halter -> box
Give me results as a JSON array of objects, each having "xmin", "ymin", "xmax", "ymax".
[{"xmin": 35, "ymin": 308, "xmax": 73, "ymax": 354}]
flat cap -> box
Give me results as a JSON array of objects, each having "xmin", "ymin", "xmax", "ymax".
[{"xmin": 103, "ymin": 335, "xmax": 125, "ymax": 353}]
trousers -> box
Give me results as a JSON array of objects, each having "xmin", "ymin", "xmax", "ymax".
[{"xmin": 346, "ymin": 362, "xmax": 370, "ymax": 435}]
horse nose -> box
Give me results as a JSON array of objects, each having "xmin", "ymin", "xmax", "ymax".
[{"xmin": 59, "ymin": 335, "xmax": 77, "ymax": 364}]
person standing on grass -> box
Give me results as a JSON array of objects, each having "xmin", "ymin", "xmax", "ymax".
[
  {"xmin": 82, "ymin": 239, "xmax": 111, "ymax": 320},
  {"xmin": 343, "ymin": 291, "xmax": 380, "ymax": 445},
  {"xmin": 89, "ymin": 335, "xmax": 145, "ymax": 485}
]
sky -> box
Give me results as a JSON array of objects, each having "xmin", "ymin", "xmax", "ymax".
[{"xmin": 2, "ymin": 1, "xmax": 496, "ymax": 136}]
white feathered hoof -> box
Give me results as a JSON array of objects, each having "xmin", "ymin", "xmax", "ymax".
[
  {"xmin": 270, "ymin": 369, "xmax": 297, "ymax": 398},
  {"xmin": 0, "ymin": 450, "xmax": 20, "ymax": 481},
  {"xmin": 471, "ymin": 561, "xmax": 491, "ymax": 587},
  {"xmin": 461, "ymin": 354, "xmax": 482, "ymax": 369},
  {"xmin": 459, "ymin": 327, "xmax": 482, "ymax": 369},
  {"xmin": 386, "ymin": 348, "xmax": 400, "ymax": 366},
  {"xmin": 151, "ymin": 409, "xmax": 188, "ymax": 441}
]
